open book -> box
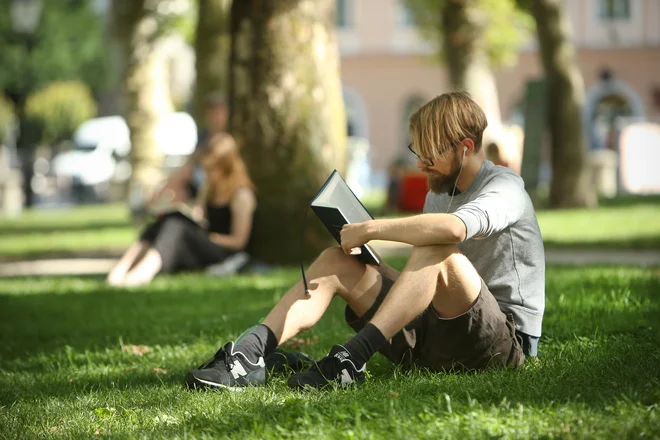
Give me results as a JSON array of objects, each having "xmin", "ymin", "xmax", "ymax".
[
  {"xmin": 149, "ymin": 198, "xmax": 209, "ymax": 229},
  {"xmin": 311, "ymin": 170, "xmax": 380, "ymax": 266}
]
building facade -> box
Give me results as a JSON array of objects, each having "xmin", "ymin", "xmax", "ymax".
[{"xmin": 337, "ymin": 0, "xmax": 660, "ymax": 182}]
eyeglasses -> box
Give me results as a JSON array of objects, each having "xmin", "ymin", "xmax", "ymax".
[{"xmin": 407, "ymin": 143, "xmax": 434, "ymax": 167}]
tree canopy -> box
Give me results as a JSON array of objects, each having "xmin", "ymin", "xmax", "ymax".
[
  {"xmin": 0, "ymin": 0, "xmax": 109, "ymax": 103},
  {"xmin": 403, "ymin": 0, "xmax": 534, "ymax": 68}
]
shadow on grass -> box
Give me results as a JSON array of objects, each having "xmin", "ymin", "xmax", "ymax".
[
  {"xmin": 1, "ymin": 267, "xmax": 659, "ymax": 439},
  {"xmin": 58, "ymin": 331, "xmax": 660, "ymax": 439},
  {"xmin": 0, "ymin": 283, "xmax": 282, "ymax": 366},
  {"xmin": 0, "ymin": 220, "xmax": 133, "ymax": 236}
]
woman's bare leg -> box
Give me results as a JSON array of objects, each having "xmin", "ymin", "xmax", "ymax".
[
  {"xmin": 121, "ymin": 248, "xmax": 163, "ymax": 287},
  {"xmin": 107, "ymin": 241, "xmax": 149, "ymax": 286}
]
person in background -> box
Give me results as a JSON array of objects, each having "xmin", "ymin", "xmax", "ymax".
[
  {"xmin": 107, "ymin": 133, "xmax": 257, "ymax": 287},
  {"xmin": 485, "ymin": 142, "xmax": 510, "ymax": 168},
  {"xmin": 149, "ymin": 92, "xmax": 230, "ymax": 207}
]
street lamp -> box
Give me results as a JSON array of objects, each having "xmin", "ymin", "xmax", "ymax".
[{"xmin": 9, "ymin": 0, "xmax": 42, "ymax": 208}]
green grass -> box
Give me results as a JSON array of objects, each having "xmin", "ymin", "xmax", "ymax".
[
  {"xmin": 0, "ymin": 195, "xmax": 659, "ymax": 259},
  {"xmin": 537, "ymin": 198, "xmax": 660, "ymax": 249},
  {"xmin": 1, "ymin": 263, "xmax": 659, "ymax": 438},
  {"xmin": 0, "ymin": 204, "xmax": 135, "ymax": 259}
]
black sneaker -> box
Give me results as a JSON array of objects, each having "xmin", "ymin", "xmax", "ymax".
[
  {"xmin": 184, "ymin": 342, "xmax": 266, "ymax": 390},
  {"xmin": 265, "ymin": 349, "xmax": 315, "ymax": 375},
  {"xmin": 287, "ymin": 345, "xmax": 367, "ymax": 390}
]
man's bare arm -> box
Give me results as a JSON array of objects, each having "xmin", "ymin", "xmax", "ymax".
[{"xmin": 364, "ymin": 214, "xmax": 466, "ymax": 246}]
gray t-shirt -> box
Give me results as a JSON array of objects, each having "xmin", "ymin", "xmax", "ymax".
[{"xmin": 423, "ymin": 160, "xmax": 545, "ymax": 337}]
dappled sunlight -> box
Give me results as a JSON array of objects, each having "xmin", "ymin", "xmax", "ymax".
[{"xmin": 1, "ymin": 266, "xmax": 659, "ymax": 437}]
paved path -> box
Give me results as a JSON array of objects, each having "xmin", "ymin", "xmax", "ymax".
[{"xmin": 1, "ymin": 241, "xmax": 658, "ymax": 277}]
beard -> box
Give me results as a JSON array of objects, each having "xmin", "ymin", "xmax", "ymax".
[{"xmin": 424, "ymin": 156, "xmax": 463, "ymax": 195}]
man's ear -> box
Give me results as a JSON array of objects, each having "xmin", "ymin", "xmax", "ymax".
[{"xmin": 462, "ymin": 138, "xmax": 476, "ymax": 156}]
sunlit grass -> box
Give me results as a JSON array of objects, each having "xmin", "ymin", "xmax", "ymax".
[
  {"xmin": 0, "ymin": 265, "xmax": 658, "ymax": 438},
  {"xmin": 0, "ymin": 195, "xmax": 659, "ymax": 259}
]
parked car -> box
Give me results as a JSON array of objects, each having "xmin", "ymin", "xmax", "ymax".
[{"xmin": 52, "ymin": 113, "xmax": 198, "ymax": 203}]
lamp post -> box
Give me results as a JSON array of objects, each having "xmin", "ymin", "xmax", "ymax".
[{"xmin": 9, "ymin": 0, "xmax": 43, "ymax": 208}]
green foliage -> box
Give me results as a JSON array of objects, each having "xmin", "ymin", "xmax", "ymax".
[
  {"xmin": 0, "ymin": 94, "xmax": 14, "ymax": 143},
  {"xmin": 0, "ymin": 266, "xmax": 658, "ymax": 438},
  {"xmin": 0, "ymin": 0, "xmax": 109, "ymax": 101},
  {"xmin": 172, "ymin": 0, "xmax": 199, "ymax": 44},
  {"xmin": 24, "ymin": 81, "xmax": 97, "ymax": 145},
  {"xmin": 404, "ymin": 0, "xmax": 534, "ymax": 67}
]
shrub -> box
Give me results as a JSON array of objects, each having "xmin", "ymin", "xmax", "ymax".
[
  {"xmin": 24, "ymin": 81, "xmax": 97, "ymax": 145},
  {"xmin": 0, "ymin": 94, "xmax": 14, "ymax": 144}
]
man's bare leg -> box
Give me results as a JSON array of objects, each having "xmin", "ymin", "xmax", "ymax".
[
  {"xmin": 370, "ymin": 244, "xmax": 482, "ymax": 340},
  {"xmin": 184, "ymin": 247, "xmax": 390, "ymax": 389},
  {"xmin": 262, "ymin": 247, "xmax": 386, "ymax": 345},
  {"xmin": 287, "ymin": 244, "xmax": 482, "ymax": 389}
]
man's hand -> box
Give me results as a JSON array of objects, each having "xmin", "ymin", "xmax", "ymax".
[{"xmin": 340, "ymin": 221, "xmax": 374, "ymax": 256}]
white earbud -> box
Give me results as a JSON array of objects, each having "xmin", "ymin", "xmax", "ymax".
[{"xmin": 447, "ymin": 145, "xmax": 468, "ymax": 213}]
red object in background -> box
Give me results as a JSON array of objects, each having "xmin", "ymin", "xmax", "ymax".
[{"xmin": 398, "ymin": 171, "xmax": 428, "ymax": 212}]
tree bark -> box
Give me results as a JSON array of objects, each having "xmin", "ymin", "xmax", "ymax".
[
  {"xmin": 532, "ymin": 0, "xmax": 596, "ymax": 208},
  {"xmin": 229, "ymin": 0, "xmax": 347, "ymax": 264},
  {"xmin": 111, "ymin": 0, "xmax": 172, "ymax": 203},
  {"xmin": 441, "ymin": 0, "xmax": 503, "ymax": 132},
  {"xmin": 192, "ymin": 0, "xmax": 231, "ymax": 126}
]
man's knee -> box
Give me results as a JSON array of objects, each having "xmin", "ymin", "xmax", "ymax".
[
  {"xmin": 316, "ymin": 246, "xmax": 354, "ymax": 268},
  {"xmin": 314, "ymin": 247, "xmax": 366, "ymax": 287},
  {"xmin": 408, "ymin": 244, "xmax": 464, "ymax": 287},
  {"xmin": 409, "ymin": 244, "xmax": 459, "ymax": 264}
]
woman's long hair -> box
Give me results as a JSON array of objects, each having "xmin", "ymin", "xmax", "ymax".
[{"xmin": 201, "ymin": 133, "xmax": 255, "ymax": 203}]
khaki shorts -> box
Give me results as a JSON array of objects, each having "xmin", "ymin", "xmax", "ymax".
[{"xmin": 345, "ymin": 277, "xmax": 525, "ymax": 372}]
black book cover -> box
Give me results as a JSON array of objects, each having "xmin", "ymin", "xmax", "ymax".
[{"xmin": 310, "ymin": 170, "xmax": 380, "ymax": 266}]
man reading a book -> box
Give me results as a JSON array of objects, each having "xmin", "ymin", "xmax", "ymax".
[{"xmin": 185, "ymin": 91, "xmax": 545, "ymax": 390}]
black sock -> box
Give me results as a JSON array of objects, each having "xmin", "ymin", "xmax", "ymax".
[
  {"xmin": 234, "ymin": 324, "xmax": 278, "ymax": 363},
  {"xmin": 342, "ymin": 323, "xmax": 387, "ymax": 367}
]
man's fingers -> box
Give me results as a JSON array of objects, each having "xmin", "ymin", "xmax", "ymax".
[{"xmin": 349, "ymin": 247, "xmax": 362, "ymax": 255}]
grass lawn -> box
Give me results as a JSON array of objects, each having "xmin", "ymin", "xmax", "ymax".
[
  {"xmin": 1, "ymin": 195, "xmax": 659, "ymax": 260},
  {"xmin": 1, "ymin": 262, "xmax": 659, "ymax": 438},
  {"xmin": 537, "ymin": 196, "xmax": 660, "ymax": 250}
]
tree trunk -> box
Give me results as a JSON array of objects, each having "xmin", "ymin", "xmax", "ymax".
[
  {"xmin": 111, "ymin": 0, "xmax": 172, "ymax": 204},
  {"xmin": 192, "ymin": 0, "xmax": 231, "ymax": 126},
  {"xmin": 229, "ymin": 0, "xmax": 347, "ymax": 264},
  {"xmin": 441, "ymin": 0, "xmax": 503, "ymax": 133},
  {"xmin": 532, "ymin": 0, "xmax": 596, "ymax": 208}
]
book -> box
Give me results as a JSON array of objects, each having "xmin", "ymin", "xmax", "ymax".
[
  {"xmin": 311, "ymin": 170, "xmax": 380, "ymax": 266},
  {"xmin": 149, "ymin": 198, "xmax": 209, "ymax": 229}
]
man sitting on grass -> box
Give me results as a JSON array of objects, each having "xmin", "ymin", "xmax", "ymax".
[{"xmin": 185, "ymin": 92, "xmax": 545, "ymax": 390}]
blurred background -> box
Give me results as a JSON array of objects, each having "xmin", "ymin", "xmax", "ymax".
[{"xmin": 0, "ymin": 0, "xmax": 659, "ymax": 268}]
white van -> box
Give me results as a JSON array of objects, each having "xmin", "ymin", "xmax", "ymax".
[{"xmin": 52, "ymin": 113, "xmax": 198, "ymax": 202}]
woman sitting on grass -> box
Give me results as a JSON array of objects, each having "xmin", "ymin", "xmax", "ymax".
[{"xmin": 107, "ymin": 133, "xmax": 257, "ymax": 287}]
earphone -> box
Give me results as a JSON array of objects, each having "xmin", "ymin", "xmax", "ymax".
[{"xmin": 446, "ymin": 145, "xmax": 467, "ymax": 213}]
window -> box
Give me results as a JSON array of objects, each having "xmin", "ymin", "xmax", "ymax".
[
  {"xmin": 598, "ymin": 0, "xmax": 631, "ymax": 20},
  {"xmin": 396, "ymin": 2, "xmax": 415, "ymax": 27},
  {"xmin": 335, "ymin": 0, "xmax": 353, "ymax": 28}
]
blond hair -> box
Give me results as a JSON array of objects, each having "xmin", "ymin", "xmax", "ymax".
[
  {"xmin": 408, "ymin": 92, "xmax": 488, "ymax": 161},
  {"xmin": 200, "ymin": 133, "xmax": 255, "ymax": 203}
]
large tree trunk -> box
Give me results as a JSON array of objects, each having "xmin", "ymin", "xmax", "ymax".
[
  {"xmin": 111, "ymin": 0, "xmax": 172, "ymax": 205},
  {"xmin": 192, "ymin": 0, "xmax": 231, "ymax": 126},
  {"xmin": 441, "ymin": 0, "xmax": 503, "ymax": 136},
  {"xmin": 229, "ymin": 0, "xmax": 347, "ymax": 264},
  {"xmin": 532, "ymin": 0, "xmax": 596, "ymax": 208}
]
